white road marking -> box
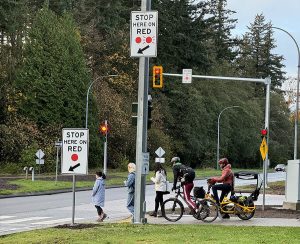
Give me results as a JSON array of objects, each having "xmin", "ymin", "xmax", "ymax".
[
  {"xmin": 0, "ymin": 216, "xmax": 15, "ymax": 220},
  {"xmin": 0, "ymin": 217, "xmax": 50, "ymax": 224}
]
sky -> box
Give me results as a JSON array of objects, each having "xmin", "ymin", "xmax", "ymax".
[{"xmin": 227, "ymin": 0, "xmax": 300, "ymax": 79}]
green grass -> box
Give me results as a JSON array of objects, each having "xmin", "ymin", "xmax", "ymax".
[
  {"xmin": 0, "ymin": 223, "xmax": 299, "ymax": 243},
  {"xmin": 0, "ymin": 179, "xmax": 94, "ymax": 195},
  {"xmin": 235, "ymin": 181, "xmax": 285, "ymax": 195},
  {"xmin": 0, "ymin": 168, "xmax": 265, "ymax": 195}
]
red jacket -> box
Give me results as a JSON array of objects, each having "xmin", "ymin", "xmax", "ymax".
[{"xmin": 211, "ymin": 164, "xmax": 233, "ymax": 185}]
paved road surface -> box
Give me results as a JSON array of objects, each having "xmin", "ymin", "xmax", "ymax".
[{"xmin": 0, "ymin": 172, "xmax": 287, "ymax": 235}]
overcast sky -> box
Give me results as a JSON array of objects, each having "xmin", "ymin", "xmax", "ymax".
[{"xmin": 227, "ymin": 0, "xmax": 300, "ymax": 78}]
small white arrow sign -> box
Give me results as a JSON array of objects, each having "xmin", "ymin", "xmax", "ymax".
[
  {"xmin": 35, "ymin": 149, "xmax": 45, "ymax": 159},
  {"xmin": 155, "ymin": 147, "xmax": 165, "ymax": 158}
]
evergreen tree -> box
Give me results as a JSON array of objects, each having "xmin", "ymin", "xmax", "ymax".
[
  {"xmin": 16, "ymin": 9, "xmax": 89, "ymax": 127},
  {"xmin": 235, "ymin": 14, "xmax": 286, "ymax": 88},
  {"xmin": 206, "ymin": 0, "xmax": 238, "ymax": 62}
]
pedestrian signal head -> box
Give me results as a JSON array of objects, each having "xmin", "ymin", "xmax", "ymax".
[{"xmin": 261, "ymin": 129, "xmax": 267, "ymax": 137}]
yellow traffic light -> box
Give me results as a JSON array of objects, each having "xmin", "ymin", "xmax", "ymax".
[
  {"xmin": 153, "ymin": 66, "xmax": 163, "ymax": 88},
  {"xmin": 99, "ymin": 122, "xmax": 109, "ymax": 135}
]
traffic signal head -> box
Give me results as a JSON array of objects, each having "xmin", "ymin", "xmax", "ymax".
[
  {"xmin": 100, "ymin": 122, "xmax": 109, "ymax": 135},
  {"xmin": 153, "ymin": 66, "xmax": 163, "ymax": 88},
  {"xmin": 261, "ymin": 128, "xmax": 267, "ymax": 137}
]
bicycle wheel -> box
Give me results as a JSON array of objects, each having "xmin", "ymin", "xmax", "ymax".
[
  {"xmin": 163, "ymin": 198, "xmax": 184, "ymax": 222},
  {"xmin": 237, "ymin": 199, "xmax": 255, "ymax": 220},
  {"xmin": 197, "ymin": 199, "xmax": 218, "ymax": 223}
]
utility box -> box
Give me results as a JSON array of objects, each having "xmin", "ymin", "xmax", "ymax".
[{"xmin": 283, "ymin": 160, "xmax": 300, "ymax": 210}]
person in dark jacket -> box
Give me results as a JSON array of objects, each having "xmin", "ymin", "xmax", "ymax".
[
  {"xmin": 92, "ymin": 171, "xmax": 107, "ymax": 222},
  {"xmin": 171, "ymin": 157, "xmax": 196, "ymax": 213}
]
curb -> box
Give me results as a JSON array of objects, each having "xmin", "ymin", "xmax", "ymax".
[{"xmin": 0, "ymin": 185, "xmax": 126, "ymax": 199}]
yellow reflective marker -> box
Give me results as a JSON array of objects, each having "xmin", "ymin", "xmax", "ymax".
[{"xmin": 260, "ymin": 137, "xmax": 268, "ymax": 160}]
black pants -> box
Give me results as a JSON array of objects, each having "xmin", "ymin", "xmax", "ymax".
[
  {"xmin": 95, "ymin": 205, "xmax": 103, "ymax": 216},
  {"xmin": 212, "ymin": 184, "xmax": 232, "ymax": 205},
  {"xmin": 154, "ymin": 191, "xmax": 164, "ymax": 212}
]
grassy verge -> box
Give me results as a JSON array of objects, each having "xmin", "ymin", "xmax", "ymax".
[
  {"xmin": 0, "ymin": 168, "xmax": 266, "ymax": 195},
  {"xmin": 0, "ymin": 179, "xmax": 94, "ymax": 195},
  {"xmin": 235, "ymin": 181, "xmax": 285, "ymax": 195},
  {"xmin": 1, "ymin": 223, "xmax": 299, "ymax": 244}
]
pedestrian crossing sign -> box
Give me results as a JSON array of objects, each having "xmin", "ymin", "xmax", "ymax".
[{"xmin": 260, "ymin": 137, "xmax": 268, "ymax": 160}]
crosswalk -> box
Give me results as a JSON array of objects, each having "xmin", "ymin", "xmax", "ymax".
[{"xmin": 0, "ymin": 215, "xmax": 85, "ymax": 235}]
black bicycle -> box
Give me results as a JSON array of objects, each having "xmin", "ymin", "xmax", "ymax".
[{"xmin": 162, "ymin": 186, "xmax": 218, "ymax": 222}]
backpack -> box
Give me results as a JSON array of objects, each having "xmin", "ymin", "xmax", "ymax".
[{"xmin": 181, "ymin": 166, "xmax": 195, "ymax": 183}]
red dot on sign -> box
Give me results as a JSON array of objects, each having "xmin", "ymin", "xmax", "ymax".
[
  {"xmin": 71, "ymin": 154, "xmax": 78, "ymax": 161},
  {"xmin": 135, "ymin": 37, "xmax": 142, "ymax": 43},
  {"xmin": 146, "ymin": 37, "xmax": 152, "ymax": 43}
]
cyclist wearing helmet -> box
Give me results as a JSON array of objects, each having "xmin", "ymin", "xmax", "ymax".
[
  {"xmin": 208, "ymin": 158, "xmax": 233, "ymax": 210},
  {"xmin": 171, "ymin": 156, "xmax": 196, "ymax": 212}
]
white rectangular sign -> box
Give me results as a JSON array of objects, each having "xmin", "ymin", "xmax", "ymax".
[
  {"xmin": 36, "ymin": 159, "xmax": 45, "ymax": 165},
  {"xmin": 130, "ymin": 11, "xmax": 158, "ymax": 57},
  {"xmin": 182, "ymin": 69, "xmax": 192, "ymax": 83},
  {"xmin": 61, "ymin": 128, "xmax": 89, "ymax": 175},
  {"xmin": 142, "ymin": 152, "xmax": 149, "ymax": 175}
]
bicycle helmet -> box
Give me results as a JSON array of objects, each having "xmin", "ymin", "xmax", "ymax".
[{"xmin": 171, "ymin": 157, "xmax": 180, "ymax": 164}]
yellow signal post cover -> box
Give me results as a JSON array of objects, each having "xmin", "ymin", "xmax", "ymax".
[{"xmin": 152, "ymin": 66, "xmax": 163, "ymax": 88}]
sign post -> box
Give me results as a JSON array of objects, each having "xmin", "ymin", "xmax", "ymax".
[
  {"xmin": 62, "ymin": 128, "xmax": 89, "ymax": 225},
  {"xmin": 55, "ymin": 140, "xmax": 62, "ymax": 184},
  {"xmin": 35, "ymin": 149, "xmax": 45, "ymax": 174}
]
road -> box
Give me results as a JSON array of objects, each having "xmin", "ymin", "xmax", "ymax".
[{"xmin": 0, "ymin": 172, "xmax": 286, "ymax": 236}]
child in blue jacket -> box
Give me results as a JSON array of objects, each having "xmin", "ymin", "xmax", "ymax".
[{"xmin": 92, "ymin": 171, "xmax": 107, "ymax": 222}]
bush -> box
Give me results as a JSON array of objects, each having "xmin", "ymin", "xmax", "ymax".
[{"xmin": 1, "ymin": 163, "xmax": 23, "ymax": 174}]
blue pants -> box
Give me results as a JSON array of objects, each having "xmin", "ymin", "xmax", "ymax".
[{"xmin": 127, "ymin": 192, "xmax": 134, "ymax": 215}]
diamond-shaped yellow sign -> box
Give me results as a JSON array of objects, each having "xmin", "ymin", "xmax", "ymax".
[{"xmin": 260, "ymin": 137, "xmax": 268, "ymax": 160}]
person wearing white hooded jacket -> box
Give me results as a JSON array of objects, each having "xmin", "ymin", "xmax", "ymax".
[{"xmin": 149, "ymin": 163, "xmax": 168, "ymax": 217}]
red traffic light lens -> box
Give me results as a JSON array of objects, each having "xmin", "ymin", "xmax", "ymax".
[
  {"xmin": 261, "ymin": 129, "xmax": 267, "ymax": 136},
  {"xmin": 155, "ymin": 68, "xmax": 160, "ymax": 74}
]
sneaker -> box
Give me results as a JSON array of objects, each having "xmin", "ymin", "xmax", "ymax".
[
  {"xmin": 96, "ymin": 217, "xmax": 103, "ymax": 222},
  {"xmin": 149, "ymin": 211, "xmax": 157, "ymax": 217},
  {"xmin": 101, "ymin": 213, "xmax": 107, "ymax": 221}
]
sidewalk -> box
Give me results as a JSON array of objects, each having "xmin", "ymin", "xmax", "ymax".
[
  {"xmin": 117, "ymin": 194, "xmax": 300, "ymax": 227},
  {"xmin": 145, "ymin": 215, "xmax": 300, "ymax": 227}
]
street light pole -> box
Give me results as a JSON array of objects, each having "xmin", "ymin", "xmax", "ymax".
[
  {"xmin": 217, "ymin": 106, "xmax": 240, "ymax": 169},
  {"xmin": 271, "ymin": 26, "xmax": 300, "ymax": 159},
  {"xmin": 85, "ymin": 75, "xmax": 118, "ymax": 128}
]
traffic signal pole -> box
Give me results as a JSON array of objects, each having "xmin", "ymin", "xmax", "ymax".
[
  {"xmin": 163, "ymin": 72, "xmax": 271, "ymax": 211},
  {"xmin": 103, "ymin": 119, "xmax": 108, "ymax": 175},
  {"xmin": 133, "ymin": 0, "xmax": 151, "ymax": 224}
]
